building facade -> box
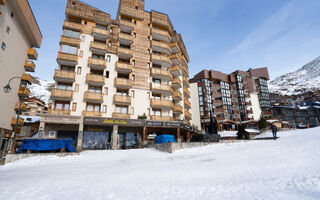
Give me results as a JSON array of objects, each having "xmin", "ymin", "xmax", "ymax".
[
  {"xmin": 21, "ymin": 97, "xmax": 48, "ymax": 116},
  {"xmin": 0, "ymin": 0, "xmax": 42, "ymax": 154},
  {"xmin": 189, "ymin": 67, "xmax": 271, "ymax": 132},
  {"xmin": 41, "ymin": 0, "xmax": 197, "ymax": 151}
]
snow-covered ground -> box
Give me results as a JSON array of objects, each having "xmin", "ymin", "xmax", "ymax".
[{"xmin": 1, "ymin": 128, "xmax": 320, "ymax": 200}]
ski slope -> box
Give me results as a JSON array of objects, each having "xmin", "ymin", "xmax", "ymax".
[{"xmin": 0, "ymin": 128, "xmax": 320, "ymax": 200}]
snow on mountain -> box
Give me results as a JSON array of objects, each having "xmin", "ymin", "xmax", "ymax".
[
  {"xmin": 269, "ymin": 56, "xmax": 320, "ymax": 95},
  {"xmin": 29, "ymin": 76, "xmax": 54, "ymax": 104}
]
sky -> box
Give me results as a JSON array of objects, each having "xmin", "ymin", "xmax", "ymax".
[{"xmin": 28, "ymin": 0, "xmax": 320, "ymax": 81}]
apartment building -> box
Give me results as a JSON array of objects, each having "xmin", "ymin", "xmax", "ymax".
[
  {"xmin": 0, "ymin": 0, "xmax": 42, "ymax": 154},
  {"xmin": 41, "ymin": 0, "xmax": 197, "ymax": 151},
  {"xmin": 20, "ymin": 97, "xmax": 47, "ymax": 116},
  {"xmin": 189, "ymin": 67, "xmax": 271, "ymax": 132}
]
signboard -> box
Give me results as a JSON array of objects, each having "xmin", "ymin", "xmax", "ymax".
[
  {"xmin": 48, "ymin": 131, "xmax": 56, "ymax": 138},
  {"xmin": 145, "ymin": 121, "xmax": 164, "ymax": 127},
  {"xmin": 83, "ymin": 117, "xmax": 145, "ymax": 127},
  {"xmin": 165, "ymin": 122, "xmax": 181, "ymax": 127}
]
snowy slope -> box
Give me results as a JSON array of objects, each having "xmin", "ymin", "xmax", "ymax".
[
  {"xmin": 269, "ymin": 56, "xmax": 320, "ymax": 95},
  {"xmin": 29, "ymin": 76, "xmax": 54, "ymax": 104},
  {"xmin": 1, "ymin": 128, "xmax": 320, "ymax": 200}
]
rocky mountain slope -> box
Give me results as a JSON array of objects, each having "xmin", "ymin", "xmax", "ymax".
[
  {"xmin": 29, "ymin": 76, "xmax": 54, "ymax": 104},
  {"xmin": 269, "ymin": 56, "xmax": 320, "ymax": 95}
]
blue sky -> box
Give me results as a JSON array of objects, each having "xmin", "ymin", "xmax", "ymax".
[{"xmin": 29, "ymin": 0, "xmax": 320, "ymax": 81}]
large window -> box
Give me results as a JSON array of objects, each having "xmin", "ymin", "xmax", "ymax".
[
  {"xmin": 88, "ymin": 86, "xmax": 102, "ymax": 94},
  {"xmin": 55, "ymin": 101, "xmax": 70, "ymax": 111},
  {"xmin": 151, "ymin": 108, "xmax": 161, "ymax": 116},
  {"xmin": 116, "ymin": 106, "xmax": 128, "ymax": 114},
  {"xmin": 57, "ymin": 83, "xmax": 72, "ymax": 90},
  {"xmin": 61, "ymin": 44, "xmax": 77, "ymax": 55},
  {"xmin": 64, "ymin": 29, "xmax": 80, "ymax": 39},
  {"xmin": 87, "ymin": 104, "xmax": 100, "ymax": 113}
]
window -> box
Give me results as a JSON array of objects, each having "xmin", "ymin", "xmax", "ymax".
[
  {"xmin": 61, "ymin": 44, "xmax": 77, "ymax": 55},
  {"xmin": 79, "ymin": 50, "xmax": 83, "ymax": 57},
  {"xmin": 133, "ymin": 33, "xmax": 136, "ymax": 38},
  {"xmin": 147, "ymin": 92, "xmax": 150, "ymax": 99},
  {"xmin": 148, "ymin": 49, "xmax": 151, "ymax": 54},
  {"xmin": 104, "ymin": 87, "xmax": 108, "ymax": 95},
  {"xmin": 153, "ymin": 78, "xmax": 161, "ymax": 84},
  {"xmin": 147, "ymin": 63, "xmax": 150, "ymax": 68},
  {"xmin": 131, "ymin": 107, "xmax": 134, "ymax": 115},
  {"xmin": 132, "ymin": 60, "xmax": 135, "ymax": 66},
  {"xmin": 131, "ymin": 90, "xmax": 135, "ymax": 98},
  {"xmin": 103, "ymin": 105, "xmax": 107, "ymax": 113},
  {"xmin": 88, "ymin": 86, "xmax": 102, "ymax": 93},
  {"xmin": 86, "ymin": 104, "xmax": 100, "ymax": 113},
  {"xmin": 55, "ymin": 101, "xmax": 70, "ymax": 111},
  {"xmin": 1, "ymin": 42, "xmax": 6, "ymax": 51},
  {"xmin": 134, "ymin": 20, "xmax": 137, "ymax": 25},
  {"xmin": 109, "ymin": 28, "xmax": 113, "ymax": 33},
  {"xmin": 72, "ymin": 103, "xmax": 77, "ymax": 111},
  {"xmin": 77, "ymin": 67, "xmax": 82, "ymax": 75},
  {"xmin": 151, "ymin": 109, "xmax": 161, "ymax": 116},
  {"xmin": 64, "ymin": 29, "xmax": 80, "ymax": 39},
  {"xmin": 57, "ymin": 83, "xmax": 72, "ymax": 90},
  {"xmin": 148, "ymin": 36, "xmax": 150, "ymax": 41},
  {"xmin": 106, "ymin": 71, "xmax": 110, "ymax": 78},
  {"xmin": 75, "ymin": 84, "xmax": 79, "ymax": 92},
  {"xmin": 132, "ymin": 75, "xmax": 135, "ymax": 81},
  {"xmin": 6, "ymin": 26, "xmax": 10, "ymax": 34},
  {"xmin": 106, "ymin": 55, "xmax": 111, "ymax": 62},
  {"xmin": 116, "ymin": 106, "xmax": 128, "ymax": 114},
  {"xmin": 81, "ymin": 35, "xmax": 85, "ymax": 42}
]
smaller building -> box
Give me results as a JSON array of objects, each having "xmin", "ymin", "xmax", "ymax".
[{"xmin": 21, "ymin": 97, "xmax": 48, "ymax": 116}]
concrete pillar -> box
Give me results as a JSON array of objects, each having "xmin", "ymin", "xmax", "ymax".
[
  {"xmin": 39, "ymin": 121, "xmax": 45, "ymax": 131},
  {"xmin": 177, "ymin": 128, "xmax": 181, "ymax": 143},
  {"xmin": 111, "ymin": 125, "xmax": 118, "ymax": 150},
  {"xmin": 187, "ymin": 131, "xmax": 191, "ymax": 142},
  {"xmin": 77, "ymin": 123, "xmax": 84, "ymax": 152}
]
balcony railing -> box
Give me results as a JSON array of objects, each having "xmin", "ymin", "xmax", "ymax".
[
  {"xmin": 172, "ymin": 91, "xmax": 182, "ymax": 101},
  {"xmin": 57, "ymin": 52, "xmax": 78, "ymax": 65},
  {"xmin": 47, "ymin": 109, "xmax": 71, "ymax": 116},
  {"xmin": 118, "ymin": 47, "xmax": 133, "ymax": 58},
  {"xmin": 84, "ymin": 92, "xmax": 104, "ymax": 103},
  {"xmin": 114, "ymin": 95, "xmax": 131, "ymax": 105},
  {"xmin": 21, "ymin": 73, "xmax": 32, "ymax": 84},
  {"xmin": 115, "ymin": 62, "xmax": 133, "ymax": 73},
  {"xmin": 24, "ymin": 60, "xmax": 36, "ymax": 72},
  {"xmin": 151, "ymin": 28, "xmax": 171, "ymax": 43},
  {"xmin": 63, "ymin": 21, "xmax": 82, "ymax": 31},
  {"xmin": 150, "ymin": 99, "xmax": 174, "ymax": 109},
  {"xmin": 82, "ymin": 111, "xmax": 103, "ymax": 117},
  {"xmin": 11, "ymin": 117, "xmax": 24, "ymax": 126},
  {"xmin": 86, "ymin": 74, "xmax": 105, "ymax": 86},
  {"xmin": 114, "ymin": 78, "xmax": 132, "ymax": 88},
  {"xmin": 150, "ymin": 83, "xmax": 173, "ymax": 94},
  {"xmin": 27, "ymin": 48, "xmax": 38, "ymax": 60},
  {"xmin": 183, "ymin": 88, "xmax": 191, "ymax": 99},
  {"xmin": 172, "ymin": 77, "xmax": 182, "ymax": 88},
  {"xmin": 51, "ymin": 89, "xmax": 73, "ymax": 100},
  {"xmin": 150, "ymin": 116, "xmax": 174, "ymax": 121},
  {"xmin": 60, "ymin": 35, "xmax": 80, "ymax": 47},
  {"xmin": 151, "ymin": 68, "xmax": 172, "ymax": 80},
  {"xmin": 14, "ymin": 102, "xmax": 27, "ymax": 111},
  {"xmin": 185, "ymin": 110, "xmax": 192, "ymax": 120},
  {"xmin": 151, "ymin": 40, "xmax": 171, "ymax": 54},
  {"xmin": 170, "ymin": 65, "xmax": 181, "ymax": 76},
  {"xmin": 170, "ymin": 42, "xmax": 181, "ymax": 54},
  {"xmin": 170, "ymin": 53, "xmax": 180, "ymax": 65},
  {"xmin": 151, "ymin": 54, "xmax": 172, "ymax": 67},
  {"xmin": 181, "ymin": 55, "xmax": 188, "ymax": 67},
  {"xmin": 173, "ymin": 105, "xmax": 183, "ymax": 114},
  {"xmin": 182, "ymin": 65, "xmax": 189, "ymax": 77},
  {"xmin": 54, "ymin": 69, "xmax": 76, "ymax": 82},
  {"xmin": 119, "ymin": 32, "xmax": 133, "ymax": 43},
  {"xmin": 92, "ymin": 27, "xmax": 108, "ymax": 38},
  {"xmin": 88, "ymin": 57, "xmax": 106, "ymax": 69},
  {"xmin": 184, "ymin": 99, "xmax": 191, "ymax": 109},
  {"xmin": 119, "ymin": 19, "xmax": 134, "ymax": 31},
  {"xmin": 18, "ymin": 87, "xmax": 30, "ymax": 98},
  {"xmin": 90, "ymin": 41, "xmax": 107, "ymax": 52},
  {"xmin": 183, "ymin": 76, "xmax": 190, "ymax": 88},
  {"xmin": 112, "ymin": 112, "xmax": 131, "ymax": 119}
]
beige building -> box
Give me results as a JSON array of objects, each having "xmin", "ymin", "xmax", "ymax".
[
  {"xmin": 0, "ymin": 0, "xmax": 42, "ymax": 152},
  {"xmin": 41, "ymin": 0, "xmax": 199, "ymax": 151},
  {"xmin": 21, "ymin": 97, "xmax": 47, "ymax": 116}
]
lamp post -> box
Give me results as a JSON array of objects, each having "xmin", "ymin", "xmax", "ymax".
[{"xmin": 3, "ymin": 76, "xmax": 23, "ymax": 154}]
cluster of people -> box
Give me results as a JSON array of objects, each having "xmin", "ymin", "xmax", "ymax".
[{"xmin": 237, "ymin": 124, "xmax": 250, "ymax": 140}]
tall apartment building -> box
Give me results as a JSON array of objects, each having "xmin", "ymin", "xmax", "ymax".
[
  {"xmin": 0, "ymin": 0, "xmax": 42, "ymax": 153},
  {"xmin": 41, "ymin": 0, "xmax": 197, "ymax": 151},
  {"xmin": 189, "ymin": 67, "xmax": 271, "ymax": 132}
]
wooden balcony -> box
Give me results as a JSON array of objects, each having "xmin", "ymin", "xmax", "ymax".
[
  {"xmin": 172, "ymin": 91, "xmax": 182, "ymax": 101},
  {"xmin": 54, "ymin": 69, "xmax": 76, "ymax": 83},
  {"xmin": 21, "ymin": 73, "xmax": 32, "ymax": 84},
  {"xmin": 48, "ymin": 109, "xmax": 71, "ymax": 116},
  {"xmin": 151, "ymin": 40, "xmax": 171, "ymax": 55},
  {"xmin": 11, "ymin": 117, "xmax": 24, "ymax": 126},
  {"xmin": 151, "ymin": 54, "xmax": 172, "ymax": 68},
  {"xmin": 170, "ymin": 53, "xmax": 180, "ymax": 66},
  {"xmin": 119, "ymin": 6, "xmax": 144, "ymax": 20},
  {"xmin": 183, "ymin": 88, "xmax": 191, "ymax": 99},
  {"xmin": 84, "ymin": 92, "xmax": 104, "ymax": 103},
  {"xmin": 183, "ymin": 76, "xmax": 190, "ymax": 88},
  {"xmin": 114, "ymin": 78, "xmax": 132, "ymax": 89},
  {"xmin": 82, "ymin": 111, "xmax": 103, "ymax": 117},
  {"xmin": 151, "ymin": 68, "xmax": 172, "ymax": 80},
  {"xmin": 118, "ymin": 47, "xmax": 133, "ymax": 59},
  {"xmin": 0, "ymin": 0, "xmax": 6, "ymax": 5},
  {"xmin": 115, "ymin": 62, "xmax": 133, "ymax": 73},
  {"xmin": 24, "ymin": 60, "xmax": 36, "ymax": 72},
  {"xmin": 57, "ymin": 52, "xmax": 78, "ymax": 66},
  {"xmin": 182, "ymin": 65, "xmax": 189, "ymax": 77},
  {"xmin": 150, "ymin": 99, "xmax": 174, "ymax": 109},
  {"xmin": 181, "ymin": 55, "xmax": 188, "ymax": 67},
  {"xmin": 63, "ymin": 21, "xmax": 82, "ymax": 31},
  {"xmin": 184, "ymin": 99, "xmax": 191, "ymax": 109},
  {"xmin": 150, "ymin": 116, "xmax": 174, "ymax": 121},
  {"xmin": 172, "ymin": 77, "xmax": 182, "ymax": 89},
  {"xmin": 114, "ymin": 95, "xmax": 131, "ymax": 105},
  {"xmin": 112, "ymin": 112, "xmax": 131, "ymax": 119},
  {"xmin": 246, "ymin": 101, "xmax": 252, "ymax": 106},
  {"xmin": 170, "ymin": 42, "xmax": 181, "ymax": 54},
  {"xmin": 86, "ymin": 74, "xmax": 105, "ymax": 86},
  {"xmin": 14, "ymin": 102, "xmax": 27, "ymax": 112},
  {"xmin": 60, "ymin": 35, "xmax": 80, "ymax": 47},
  {"xmin": 173, "ymin": 105, "xmax": 183, "ymax": 114},
  {"xmin": 88, "ymin": 57, "xmax": 106, "ymax": 70},
  {"xmin": 170, "ymin": 65, "xmax": 181, "ymax": 77},
  {"xmin": 185, "ymin": 110, "xmax": 192, "ymax": 120},
  {"xmin": 92, "ymin": 27, "xmax": 108, "ymax": 39},
  {"xmin": 150, "ymin": 83, "xmax": 173, "ymax": 94},
  {"xmin": 119, "ymin": 32, "xmax": 133, "ymax": 45},
  {"xmin": 151, "ymin": 28, "xmax": 171, "ymax": 43},
  {"xmin": 119, "ymin": 19, "xmax": 134, "ymax": 32},
  {"xmin": 90, "ymin": 41, "xmax": 107, "ymax": 53},
  {"xmin": 27, "ymin": 48, "xmax": 38, "ymax": 60},
  {"xmin": 18, "ymin": 87, "xmax": 30, "ymax": 98},
  {"xmin": 51, "ymin": 89, "xmax": 73, "ymax": 101}
]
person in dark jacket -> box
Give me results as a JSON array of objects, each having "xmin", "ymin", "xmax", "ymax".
[
  {"xmin": 237, "ymin": 124, "xmax": 249, "ymax": 140},
  {"xmin": 270, "ymin": 124, "xmax": 278, "ymax": 140}
]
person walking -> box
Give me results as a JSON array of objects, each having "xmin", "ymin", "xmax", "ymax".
[{"xmin": 270, "ymin": 124, "xmax": 278, "ymax": 140}]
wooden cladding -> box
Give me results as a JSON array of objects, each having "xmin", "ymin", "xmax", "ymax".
[
  {"xmin": 150, "ymin": 83, "xmax": 173, "ymax": 94},
  {"xmin": 54, "ymin": 69, "xmax": 76, "ymax": 82},
  {"xmin": 183, "ymin": 76, "xmax": 190, "ymax": 88},
  {"xmin": 57, "ymin": 52, "xmax": 78, "ymax": 63},
  {"xmin": 151, "ymin": 11, "xmax": 173, "ymax": 34},
  {"xmin": 114, "ymin": 78, "xmax": 132, "ymax": 88},
  {"xmin": 21, "ymin": 73, "xmax": 33, "ymax": 84},
  {"xmin": 151, "ymin": 68, "xmax": 173, "ymax": 80},
  {"xmin": 51, "ymin": 89, "xmax": 73, "ymax": 100},
  {"xmin": 84, "ymin": 92, "xmax": 104, "ymax": 103},
  {"xmin": 24, "ymin": 60, "xmax": 36, "ymax": 72},
  {"xmin": 11, "ymin": 117, "xmax": 24, "ymax": 126},
  {"xmin": 115, "ymin": 62, "xmax": 133, "ymax": 73},
  {"xmin": 14, "ymin": 102, "xmax": 27, "ymax": 112},
  {"xmin": 88, "ymin": 58, "xmax": 106, "ymax": 68},
  {"xmin": 150, "ymin": 116, "xmax": 174, "ymax": 121},
  {"xmin": 86, "ymin": 74, "xmax": 105, "ymax": 86},
  {"xmin": 172, "ymin": 91, "xmax": 182, "ymax": 101},
  {"xmin": 150, "ymin": 99, "xmax": 174, "ymax": 109},
  {"xmin": 63, "ymin": 21, "xmax": 82, "ymax": 31},
  {"xmin": 60, "ymin": 36, "xmax": 80, "ymax": 47},
  {"xmin": 18, "ymin": 87, "xmax": 30, "ymax": 98},
  {"xmin": 27, "ymin": 48, "xmax": 38, "ymax": 60},
  {"xmin": 173, "ymin": 105, "xmax": 183, "ymax": 114},
  {"xmin": 90, "ymin": 41, "xmax": 107, "ymax": 52},
  {"xmin": 92, "ymin": 27, "xmax": 108, "ymax": 37},
  {"xmin": 185, "ymin": 110, "xmax": 192, "ymax": 120},
  {"xmin": 82, "ymin": 111, "xmax": 102, "ymax": 117},
  {"xmin": 114, "ymin": 95, "xmax": 132, "ymax": 105},
  {"xmin": 48, "ymin": 109, "xmax": 71, "ymax": 116},
  {"xmin": 112, "ymin": 112, "xmax": 131, "ymax": 119},
  {"xmin": 184, "ymin": 98, "xmax": 191, "ymax": 109}
]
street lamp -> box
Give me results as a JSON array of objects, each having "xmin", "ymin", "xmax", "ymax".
[{"xmin": 3, "ymin": 76, "xmax": 24, "ymax": 154}]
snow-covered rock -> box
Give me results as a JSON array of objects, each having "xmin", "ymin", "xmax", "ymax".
[
  {"xmin": 269, "ymin": 56, "xmax": 320, "ymax": 95},
  {"xmin": 29, "ymin": 76, "xmax": 54, "ymax": 104}
]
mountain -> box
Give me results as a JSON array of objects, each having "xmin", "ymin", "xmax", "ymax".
[
  {"xmin": 29, "ymin": 76, "xmax": 54, "ymax": 104},
  {"xmin": 269, "ymin": 56, "xmax": 320, "ymax": 95}
]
